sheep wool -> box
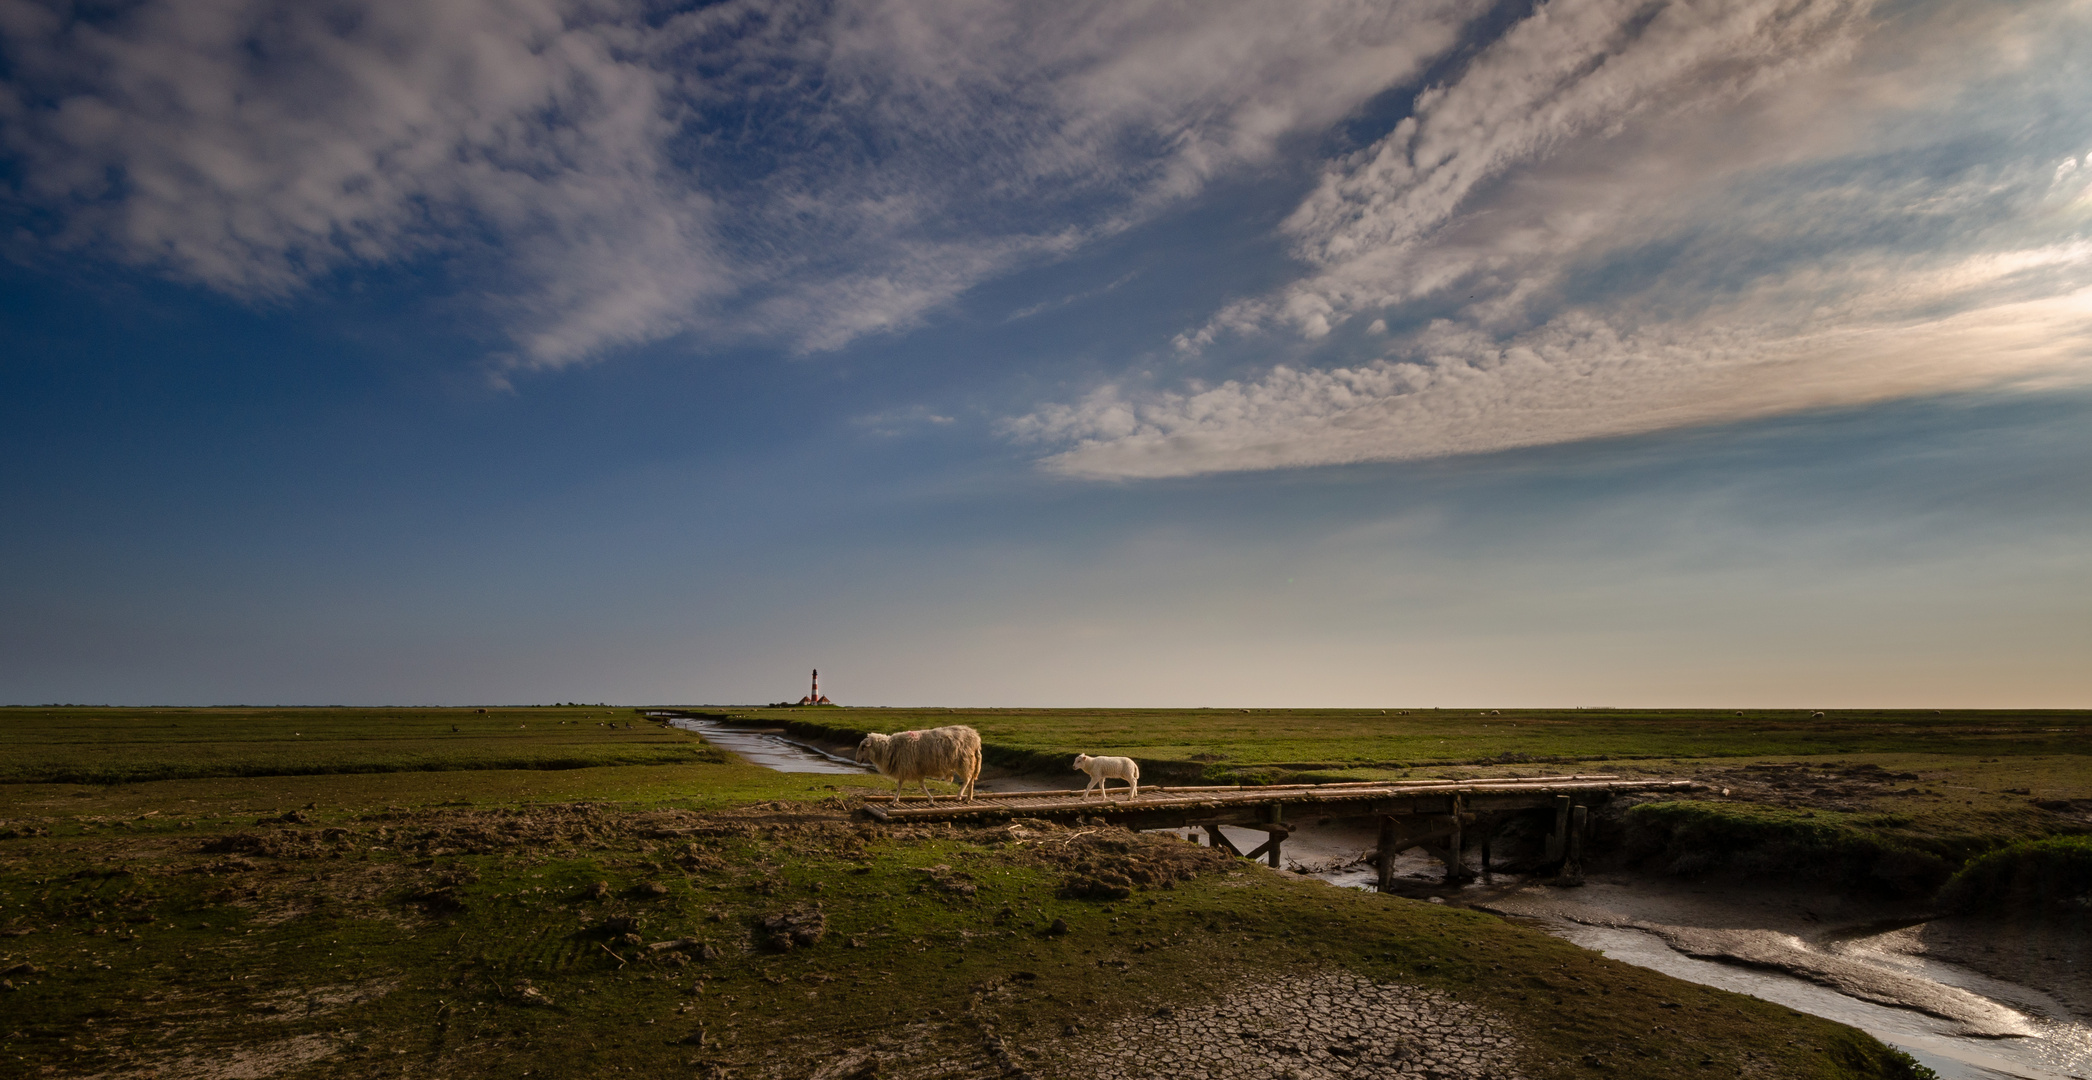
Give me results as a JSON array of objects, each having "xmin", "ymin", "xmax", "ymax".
[
  {"xmin": 1073, "ymin": 753, "xmax": 1140, "ymax": 799},
  {"xmin": 855, "ymin": 725, "xmax": 981, "ymax": 803}
]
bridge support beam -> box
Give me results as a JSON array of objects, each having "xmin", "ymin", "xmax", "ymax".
[
  {"xmin": 1440, "ymin": 794, "xmax": 1473, "ymax": 886},
  {"xmin": 1204, "ymin": 822, "xmax": 1289, "ymax": 867},
  {"xmin": 1555, "ymin": 804, "xmax": 1588, "ymax": 886},
  {"xmin": 1546, "ymin": 795, "xmax": 1571, "ymax": 863},
  {"xmin": 1259, "ymin": 804, "xmax": 1286, "ymax": 868},
  {"xmin": 1376, "ymin": 816, "xmax": 1399, "ymax": 893},
  {"xmin": 1245, "ymin": 830, "xmax": 1285, "ymax": 868}
]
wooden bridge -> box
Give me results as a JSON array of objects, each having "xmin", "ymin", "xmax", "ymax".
[{"xmin": 862, "ymin": 775, "xmax": 1700, "ymax": 890}]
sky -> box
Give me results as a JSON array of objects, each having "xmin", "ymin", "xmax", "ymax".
[{"xmin": 2, "ymin": 0, "xmax": 2089, "ymax": 708}]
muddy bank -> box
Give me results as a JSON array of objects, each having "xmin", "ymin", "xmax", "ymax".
[
  {"xmin": 1242, "ymin": 812, "xmax": 2075, "ymax": 1038},
  {"xmin": 1426, "ymin": 869, "xmax": 2092, "ymax": 1080},
  {"xmin": 1866, "ymin": 914, "xmax": 2092, "ymax": 1022},
  {"xmin": 1472, "ymin": 883, "xmax": 2028, "ymax": 1036},
  {"xmin": 1171, "ymin": 802, "xmax": 2092, "ymax": 1079}
]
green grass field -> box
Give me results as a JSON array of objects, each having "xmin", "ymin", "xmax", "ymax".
[
  {"xmin": 0, "ymin": 707, "xmax": 724, "ymax": 785},
  {"xmin": 9, "ymin": 704, "xmax": 2079, "ymax": 1079},
  {"xmin": 761, "ymin": 705, "xmax": 2092, "ymax": 777}
]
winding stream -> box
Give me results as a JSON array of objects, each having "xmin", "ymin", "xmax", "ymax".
[
  {"xmin": 656, "ymin": 714, "xmax": 874, "ymax": 774},
  {"xmin": 1557, "ymin": 923, "xmax": 2091, "ymax": 1080},
  {"xmin": 672, "ymin": 718, "xmax": 2088, "ymax": 1079},
  {"xmin": 1286, "ymin": 821, "xmax": 2092, "ymax": 1080}
]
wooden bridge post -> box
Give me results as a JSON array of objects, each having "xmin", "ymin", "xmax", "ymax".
[
  {"xmin": 1203, "ymin": 825, "xmax": 1244, "ymax": 858},
  {"xmin": 1546, "ymin": 795, "xmax": 1571, "ymax": 863},
  {"xmin": 1263, "ymin": 804, "xmax": 1285, "ymax": 868},
  {"xmin": 1559, "ymin": 804, "xmax": 1588, "ymax": 885},
  {"xmin": 1376, "ymin": 816, "xmax": 1398, "ymax": 893},
  {"xmin": 1442, "ymin": 794, "xmax": 1466, "ymax": 885}
]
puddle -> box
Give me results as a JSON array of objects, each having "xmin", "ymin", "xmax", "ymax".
[{"xmin": 656, "ymin": 715, "xmax": 873, "ymax": 775}]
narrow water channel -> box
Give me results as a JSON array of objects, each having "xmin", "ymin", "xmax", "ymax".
[
  {"xmin": 656, "ymin": 714, "xmax": 874, "ymax": 774},
  {"xmin": 1556, "ymin": 923, "xmax": 2091, "ymax": 1080},
  {"xmin": 671, "ymin": 722, "xmax": 2088, "ymax": 1079}
]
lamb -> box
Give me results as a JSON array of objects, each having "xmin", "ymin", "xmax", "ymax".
[
  {"xmin": 1073, "ymin": 753, "xmax": 1140, "ymax": 800},
  {"xmin": 854, "ymin": 725, "xmax": 980, "ymax": 803}
]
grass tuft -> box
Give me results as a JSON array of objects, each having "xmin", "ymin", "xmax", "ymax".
[
  {"xmin": 1939, "ymin": 834, "xmax": 2092, "ymax": 913},
  {"xmin": 1621, "ymin": 801, "xmax": 1959, "ymax": 894}
]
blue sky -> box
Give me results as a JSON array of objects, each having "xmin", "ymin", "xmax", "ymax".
[{"xmin": 2, "ymin": 0, "xmax": 2089, "ymax": 706}]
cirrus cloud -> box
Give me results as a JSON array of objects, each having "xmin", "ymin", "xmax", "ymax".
[{"xmin": 1012, "ymin": 0, "xmax": 2092, "ymax": 478}]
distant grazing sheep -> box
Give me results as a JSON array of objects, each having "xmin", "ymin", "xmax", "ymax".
[
  {"xmin": 1812, "ymin": 710, "xmax": 1826, "ymax": 718},
  {"xmin": 855, "ymin": 726, "xmax": 980, "ymax": 803},
  {"xmin": 1074, "ymin": 754, "xmax": 1140, "ymax": 800}
]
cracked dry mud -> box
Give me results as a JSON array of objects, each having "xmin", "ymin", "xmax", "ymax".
[{"xmin": 1073, "ymin": 972, "xmax": 1527, "ymax": 1080}]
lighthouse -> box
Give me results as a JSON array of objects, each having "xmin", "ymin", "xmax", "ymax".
[{"xmin": 797, "ymin": 669, "xmax": 833, "ymax": 706}]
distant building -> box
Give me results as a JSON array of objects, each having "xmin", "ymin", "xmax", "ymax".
[{"xmin": 795, "ymin": 668, "xmax": 833, "ymax": 706}]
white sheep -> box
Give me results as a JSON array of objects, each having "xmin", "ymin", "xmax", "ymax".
[
  {"xmin": 1073, "ymin": 754, "xmax": 1140, "ymax": 800},
  {"xmin": 855, "ymin": 725, "xmax": 981, "ymax": 803}
]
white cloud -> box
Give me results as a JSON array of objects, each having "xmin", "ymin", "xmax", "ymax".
[
  {"xmin": 1019, "ymin": 0, "xmax": 2092, "ymax": 478},
  {"xmin": 0, "ymin": 0, "xmax": 714, "ymax": 369},
  {"xmin": 1175, "ymin": 0, "xmax": 1877, "ymax": 350},
  {"xmin": 0, "ymin": 0, "xmax": 1482, "ymax": 368},
  {"xmin": 1016, "ymin": 282, "xmax": 2092, "ymax": 479},
  {"xmin": 854, "ymin": 403, "xmax": 959, "ymax": 437}
]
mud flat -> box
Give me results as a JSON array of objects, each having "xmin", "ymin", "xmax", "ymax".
[{"xmin": 1075, "ymin": 971, "xmax": 1528, "ymax": 1080}]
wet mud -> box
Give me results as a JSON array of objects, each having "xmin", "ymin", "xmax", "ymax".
[{"xmin": 1474, "ymin": 886, "xmax": 2029, "ymax": 1036}]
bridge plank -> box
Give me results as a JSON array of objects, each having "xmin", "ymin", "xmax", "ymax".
[{"xmin": 861, "ymin": 777, "xmax": 1697, "ymax": 823}]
